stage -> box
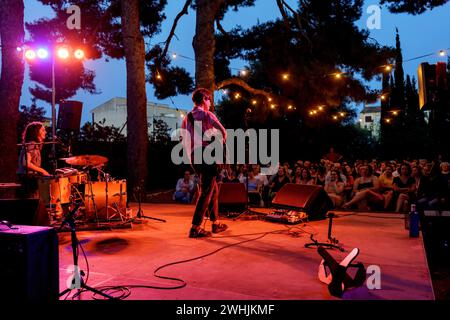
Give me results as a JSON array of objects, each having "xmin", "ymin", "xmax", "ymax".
[{"xmin": 57, "ymin": 203, "xmax": 435, "ymax": 300}]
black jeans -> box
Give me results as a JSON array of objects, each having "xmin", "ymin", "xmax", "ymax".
[{"xmin": 191, "ymin": 161, "xmax": 219, "ymax": 227}]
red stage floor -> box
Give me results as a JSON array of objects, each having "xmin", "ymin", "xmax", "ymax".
[{"xmin": 58, "ymin": 203, "xmax": 434, "ymax": 300}]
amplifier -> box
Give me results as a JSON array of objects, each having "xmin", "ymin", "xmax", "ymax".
[{"xmin": 0, "ymin": 225, "xmax": 59, "ymax": 301}]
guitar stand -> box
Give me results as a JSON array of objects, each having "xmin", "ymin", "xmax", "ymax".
[
  {"xmin": 317, "ymin": 246, "xmax": 366, "ymax": 298},
  {"xmin": 304, "ymin": 212, "xmax": 344, "ymax": 251}
]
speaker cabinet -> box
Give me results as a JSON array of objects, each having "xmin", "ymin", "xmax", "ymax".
[
  {"xmin": 272, "ymin": 184, "xmax": 333, "ymax": 220},
  {"xmin": 57, "ymin": 100, "xmax": 83, "ymax": 131},
  {"xmin": 0, "ymin": 225, "xmax": 59, "ymax": 301},
  {"xmin": 218, "ymin": 182, "xmax": 247, "ymax": 213}
]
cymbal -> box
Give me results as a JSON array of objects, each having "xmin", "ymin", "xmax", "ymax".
[{"xmin": 62, "ymin": 155, "xmax": 108, "ymax": 167}]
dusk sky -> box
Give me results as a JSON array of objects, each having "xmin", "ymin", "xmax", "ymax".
[{"xmin": 20, "ymin": 0, "xmax": 450, "ymax": 125}]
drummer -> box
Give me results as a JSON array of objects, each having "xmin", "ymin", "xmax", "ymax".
[{"xmin": 17, "ymin": 122, "xmax": 51, "ymax": 197}]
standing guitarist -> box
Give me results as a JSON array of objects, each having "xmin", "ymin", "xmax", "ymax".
[{"xmin": 182, "ymin": 88, "xmax": 228, "ymax": 238}]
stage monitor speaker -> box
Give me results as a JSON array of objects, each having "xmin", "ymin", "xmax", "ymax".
[
  {"xmin": 218, "ymin": 182, "xmax": 247, "ymax": 213},
  {"xmin": 0, "ymin": 198, "xmax": 48, "ymax": 226},
  {"xmin": 57, "ymin": 100, "xmax": 83, "ymax": 131},
  {"xmin": 272, "ymin": 184, "xmax": 333, "ymax": 220},
  {"xmin": 0, "ymin": 225, "xmax": 59, "ymax": 301}
]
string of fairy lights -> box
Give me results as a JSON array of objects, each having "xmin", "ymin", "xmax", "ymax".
[{"xmin": 152, "ymin": 47, "xmax": 448, "ymax": 123}]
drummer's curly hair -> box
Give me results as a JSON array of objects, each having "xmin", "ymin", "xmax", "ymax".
[{"xmin": 22, "ymin": 122, "xmax": 44, "ymax": 143}]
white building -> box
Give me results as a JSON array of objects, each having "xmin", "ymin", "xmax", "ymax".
[
  {"xmin": 358, "ymin": 106, "xmax": 381, "ymax": 139},
  {"xmin": 90, "ymin": 97, "xmax": 187, "ymax": 136}
]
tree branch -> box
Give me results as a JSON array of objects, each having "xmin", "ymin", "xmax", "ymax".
[
  {"xmin": 162, "ymin": 0, "xmax": 192, "ymax": 58},
  {"xmin": 278, "ymin": 0, "xmax": 312, "ymax": 46},
  {"xmin": 276, "ymin": 0, "xmax": 292, "ymax": 32},
  {"xmin": 216, "ymin": 77, "xmax": 273, "ymax": 100},
  {"xmin": 215, "ymin": 18, "xmax": 228, "ymax": 37}
]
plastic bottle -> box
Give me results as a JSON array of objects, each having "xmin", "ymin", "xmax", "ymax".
[{"xmin": 409, "ymin": 204, "xmax": 420, "ymax": 238}]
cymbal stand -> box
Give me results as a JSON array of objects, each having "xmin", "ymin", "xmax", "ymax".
[
  {"xmin": 85, "ymin": 171, "xmax": 100, "ymax": 227},
  {"xmin": 96, "ymin": 167, "xmax": 123, "ymax": 222}
]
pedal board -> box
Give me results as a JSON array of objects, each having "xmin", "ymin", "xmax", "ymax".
[{"xmin": 265, "ymin": 209, "xmax": 307, "ymax": 224}]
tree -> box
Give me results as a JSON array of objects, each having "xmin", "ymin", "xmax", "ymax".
[
  {"xmin": 0, "ymin": 0, "xmax": 24, "ymax": 184},
  {"xmin": 380, "ymin": 0, "xmax": 449, "ymax": 14}
]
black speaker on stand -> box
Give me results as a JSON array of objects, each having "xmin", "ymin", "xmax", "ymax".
[{"xmin": 57, "ymin": 100, "xmax": 83, "ymax": 132}]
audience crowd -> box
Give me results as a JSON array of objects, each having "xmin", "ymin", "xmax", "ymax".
[{"xmin": 174, "ymin": 155, "xmax": 450, "ymax": 213}]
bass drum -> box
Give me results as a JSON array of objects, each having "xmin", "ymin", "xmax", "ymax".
[
  {"xmin": 37, "ymin": 176, "xmax": 71, "ymax": 206},
  {"xmin": 85, "ymin": 180, "xmax": 127, "ymax": 217}
]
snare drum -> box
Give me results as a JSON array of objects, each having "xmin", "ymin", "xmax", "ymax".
[{"xmin": 37, "ymin": 176, "xmax": 71, "ymax": 205}]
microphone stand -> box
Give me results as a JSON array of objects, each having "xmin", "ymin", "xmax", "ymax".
[
  {"xmin": 304, "ymin": 212, "xmax": 344, "ymax": 251},
  {"xmin": 59, "ymin": 203, "xmax": 115, "ymax": 300},
  {"xmin": 133, "ymin": 181, "xmax": 166, "ymax": 223}
]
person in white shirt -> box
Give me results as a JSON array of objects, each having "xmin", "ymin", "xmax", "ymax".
[{"xmin": 173, "ymin": 170, "xmax": 195, "ymax": 204}]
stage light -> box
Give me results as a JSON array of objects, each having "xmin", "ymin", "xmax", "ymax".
[
  {"xmin": 309, "ymin": 111, "xmax": 314, "ymax": 115},
  {"xmin": 333, "ymin": 115, "xmax": 338, "ymax": 120},
  {"xmin": 271, "ymin": 104, "xmax": 276, "ymax": 109},
  {"xmin": 36, "ymin": 48, "xmax": 48, "ymax": 59},
  {"xmin": 313, "ymin": 110, "xmax": 317, "ymax": 114},
  {"xmin": 252, "ymin": 100, "xmax": 257, "ymax": 105},
  {"xmin": 335, "ymin": 73, "xmax": 342, "ymax": 79},
  {"xmin": 156, "ymin": 73, "xmax": 162, "ymax": 80},
  {"xmin": 318, "ymin": 106, "xmax": 323, "ymax": 111},
  {"xmin": 439, "ymin": 50, "xmax": 446, "ymax": 57},
  {"xmin": 172, "ymin": 52, "xmax": 177, "ymax": 59},
  {"xmin": 74, "ymin": 49, "xmax": 85, "ymax": 59},
  {"xmin": 24, "ymin": 49, "xmax": 36, "ymax": 60},
  {"xmin": 381, "ymin": 95, "xmax": 386, "ymax": 100},
  {"xmin": 288, "ymin": 105, "xmax": 293, "ymax": 110},
  {"xmin": 385, "ymin": 65, "xmax": 392, "ymax": 72},
  {"xmin": 393, "ymin": 111, "xmax": 398, "ymax": 116},
  {"xmin": 268, "ymin": 97, "xmax": 272, "ymax": 102},
  {"xmin": 240, "ymin": 70, "xmax": 248, "ymax": 76},
  {"xmin": 282, "ymin": 73, "xmax": 289, "ymax": 80},
  {"xmin": 339, "ymin": 112, "xmax": 345, "ymax": 117},
  {"xmin": 385, "ymin": 118, "xmax": 391, "ymax": 123},
  {"xmin": 16, "ymin": 47, "xmax": 23, "ymax": 52},
  {"xmin": 57, "ymin": 47, "xmax": 69, "ymax": 59}
]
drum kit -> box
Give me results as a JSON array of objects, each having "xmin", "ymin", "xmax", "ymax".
[{"xmin": 37, "ymin": 155, "xmax": 129, "ymax": 226}]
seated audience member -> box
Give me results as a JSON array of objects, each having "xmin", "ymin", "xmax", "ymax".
[
  {"xmin": 221, "ymin": 165, "xmax": 240, "ymax": 183},
  {"xmin": 243, "ymin": 168, "xmax": 264, "ymax": 206},
  {"xmin": 314, "ymin": 165, "xmax": 327, "ymax": 186},
  {"xmin": 393, "ymin": 164, "xmax": 415, "ymax": 212},
  {"xmin": 342, "ymin": 165, "xmax": 383, "ymax": 211},
  {"xmin": 378, "ymin": 164, "xmax": 395, "ymax": 210},
  {"xmin": 325, "ymin": 170, "xmax": 345, "ymax": 208},
  {"xmin": 417, "ymin": 164, "xmax": 441, "ymax": 210},
  {"xmin": 253, "ymin": 164, "xmax": 269, "ymax": 187},
  {"xmin": 174, "ymin": 170, "xmax": 195, "ymax": 204},
  {"xmin": 269, "ymin": 166, "xmax": 291, "ymax": 202},
  {"xmin": 295, "ymin": 168, "xmax": 314, "ymax": 185}
]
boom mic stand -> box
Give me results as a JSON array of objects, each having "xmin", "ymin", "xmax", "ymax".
[
  {"xmin": 134, "ymin": 181, "xmax": 166, "ymax": 222},
  {"xmin": 304, "ymin": 212, "xmax": 344, "ymax": 251},
  {"xmin": 59, "ymin": 203, "xmax": 115, "ymax": 299}
]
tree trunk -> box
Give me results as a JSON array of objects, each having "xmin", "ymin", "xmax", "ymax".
[
  {"xmin": 193, "ymin": 0, "xmax": 223, "ymax": 111},
  {"xmin": 0, "ymin": 0, "xmax": 24, "ymax": 187},
  {"xmin": 121, "ymin": 0, "xmax": 148, "ymax": 196}
]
